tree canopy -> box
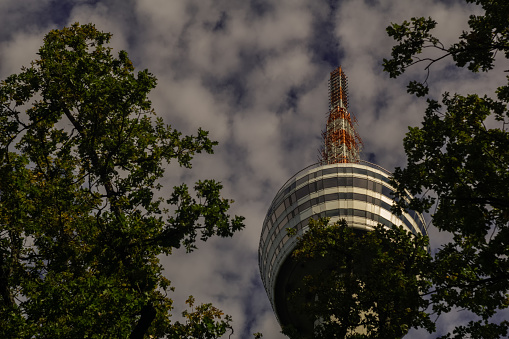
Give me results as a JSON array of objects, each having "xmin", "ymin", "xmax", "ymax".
[
  {"xmin": 383, "ymin": 0, "xmax": 509, "ymax": 337},
  {"xmin": 282, "ymin": 218, "xmax": 433, "ymax": 339},
  {"xmin": 0, "ymin": 23, "xmax": 244, "ymax": 338}
]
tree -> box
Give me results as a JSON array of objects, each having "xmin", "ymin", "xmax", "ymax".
[
  {"xmin": 0, "ymin": 23, "xmax": 245, "ymax": 338},
  {"xmin": 282, "ymin": 218, "xmax": 433, "ymax": 339},
  {"xmin": 383, "ymin": 1, "xmax": 509, "ymax": 337}
]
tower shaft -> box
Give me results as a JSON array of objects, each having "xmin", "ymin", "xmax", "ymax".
[{"xmin": 321, "ymin": 67, "xmax": 363, "ymax": 164}]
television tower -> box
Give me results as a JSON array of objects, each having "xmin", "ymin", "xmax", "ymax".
[{"xmin": 258, "ymin": 67, "xmax": 427, "ymax": 335}]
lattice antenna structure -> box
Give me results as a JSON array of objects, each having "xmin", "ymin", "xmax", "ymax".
[{"xmin": 320, "ymin": 66, "xmax": 363, "ymax": 164}]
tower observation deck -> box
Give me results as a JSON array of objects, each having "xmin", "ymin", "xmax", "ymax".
[{"xmin": 258, "ymin": 67, "xmax": 428, "ymax": 335}]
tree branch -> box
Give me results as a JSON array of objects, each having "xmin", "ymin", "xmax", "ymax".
[{"xmin": 129, "ymin": 302, "xmax": 156, "ymax": 339}]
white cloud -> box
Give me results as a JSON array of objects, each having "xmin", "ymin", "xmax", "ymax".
[{"xmin": 0, "ymin": 31, "xmax": 44, "ymax": 79}]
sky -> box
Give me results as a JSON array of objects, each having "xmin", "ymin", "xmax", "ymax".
[{"xmin": 1, "ymin": 0, "xmax": 507, "ymax": 338}]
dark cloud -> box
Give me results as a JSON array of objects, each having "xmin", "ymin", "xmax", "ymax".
[
  {"xmin": 249, "ymin": 0, "xmax": 275, "ymax": 18},
  {"xmin": 308, "ymin": 0, "xmax": 343, "ymax": 67},
  {"xmin": 48, "ymin": 0, "xmax": 100, "ymax": 27}
]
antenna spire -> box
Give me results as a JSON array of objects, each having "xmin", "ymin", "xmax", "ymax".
[{"xmin": 320, "ymin": 66, "xmax": 363, "ymax": 164}]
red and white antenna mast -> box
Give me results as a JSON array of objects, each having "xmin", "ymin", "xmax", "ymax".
[{"xmin": 320, "ymin": 66, "xmax": 363, "ymax": 164}]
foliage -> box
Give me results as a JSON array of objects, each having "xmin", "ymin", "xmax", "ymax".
[
  {"xmin": 283, "ymin": 218, "xmax": 433, "ymax": 339},
  {"xmin": 0, "ymin": 23, "xmax": 245, "ymax": 338},
  {"xmin": 384, "ymin": 0, "xmax": 509, "ymax": 337},
  {"xmin": 168, "ymin": 296, "xmax": 233, "ymax": 339}
]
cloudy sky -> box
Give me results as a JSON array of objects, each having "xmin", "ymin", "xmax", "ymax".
[{"xmin": 1, "ymin": 0, "xmax": 507, "ymax": 338}]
